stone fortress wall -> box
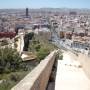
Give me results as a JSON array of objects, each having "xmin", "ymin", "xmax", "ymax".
[{"xmin": 11, "ymin": 50, "xmax": 58, "ymax": 90}]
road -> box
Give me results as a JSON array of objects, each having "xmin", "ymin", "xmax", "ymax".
[{"xmin": 55, "ymin": 51, "xmax": 90, "ymax": 90}]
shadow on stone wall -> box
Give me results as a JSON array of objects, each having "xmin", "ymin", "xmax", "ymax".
[{"xmin": 47, "ymin": 55, "xmax": 58, "ymax": 90}]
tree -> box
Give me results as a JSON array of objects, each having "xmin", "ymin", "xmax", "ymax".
[
  {"xmin": 23, "ymin": 32, "xmax": 34, "ymax": 51},
  {"xmin": 0, "ymin": 47, "xmax": 22, "ymax": 73}
]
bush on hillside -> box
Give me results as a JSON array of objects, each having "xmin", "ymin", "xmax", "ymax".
[
  {"xmin": 36, "ymin": 47, "xmax": 50, "ymax": 61},
  {"xmin": 0, "ymin": 47, "xmax": 22, "ymax": 74}
]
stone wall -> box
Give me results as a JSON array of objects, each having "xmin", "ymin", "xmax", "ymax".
[
  {"xmin": 11, "ymin": 50, "xmax": 58, "ymax": 90},
  {"xmin": 78, "ymin": 53, "xmax": 90, "ymax": 79}
]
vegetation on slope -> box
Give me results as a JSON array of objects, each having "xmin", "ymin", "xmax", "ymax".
[
  {"xmin": 0, "ymin": 47, "xmax": 36, "ymax": 90},
  {"xmin": 29, "ymin": 34, "xmax": 58, "ymax": 61}
]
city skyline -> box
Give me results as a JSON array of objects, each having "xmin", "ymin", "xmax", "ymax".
[{"xmin": 0, "ymin": 0, "xmax": 90, "ymax": 9}]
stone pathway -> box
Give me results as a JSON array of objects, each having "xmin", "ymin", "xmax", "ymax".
[{"xmin": 55, "ymin": 52, "xmax": 90, "ymax": 90}]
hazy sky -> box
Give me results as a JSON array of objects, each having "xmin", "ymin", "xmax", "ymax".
[{"xmin": 0, "ymin": 0, "xmax": 90, "ymax": 9}]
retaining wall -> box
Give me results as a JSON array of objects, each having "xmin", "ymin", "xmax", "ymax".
[{"xmin": 11, "ymin": 50, "xmax": 57, "ymax": 90}]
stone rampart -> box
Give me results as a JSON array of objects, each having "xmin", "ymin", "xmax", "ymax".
[{"xmin": 11, "ymin": 50, "xmax": 58, "ymax": 90}]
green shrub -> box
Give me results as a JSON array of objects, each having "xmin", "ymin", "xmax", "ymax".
[
  {"xmin": 0, "ymin": 80, "xmax": 14, "ymax": 90},
  {"xmin": 0, "ymin": 47, "xmax": 22, "ymax": 74},
  {"xmin": 34, "ymin": 44, "xmax": 41, "ymax": 51},
  {"xmin": 36, "ymin": 47, "xmax": 50, "ymax": 61},
  {"xmin": 10, "ymin": 73, "xmax": 20, "ymax": 82}
]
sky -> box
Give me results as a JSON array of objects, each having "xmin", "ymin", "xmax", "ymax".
[{"xmin": 0, "ymin": 0, "xmax": 90, "ymax": 9}]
